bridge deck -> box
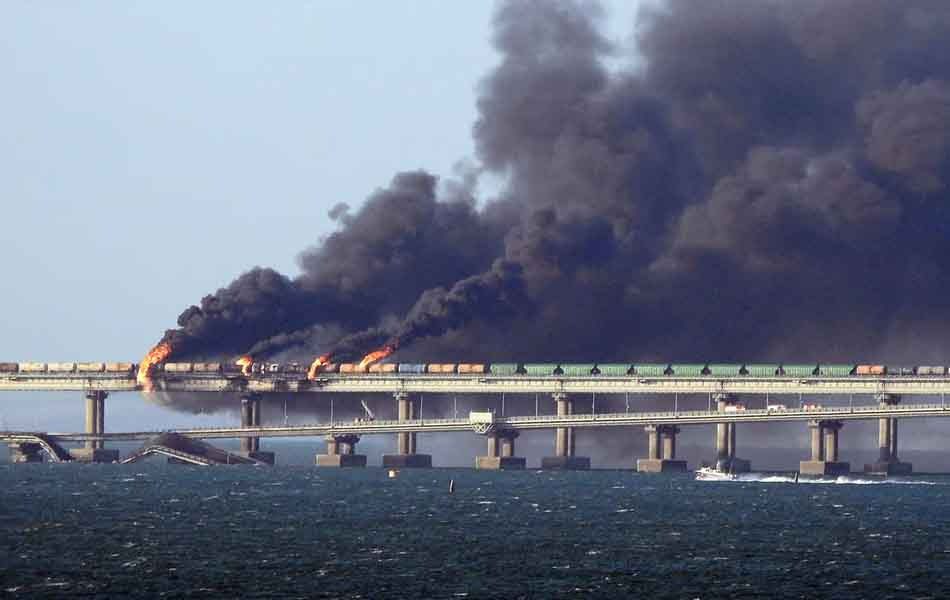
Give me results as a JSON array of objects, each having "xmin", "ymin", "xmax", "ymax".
[
  {"xmin": 4, "ymin": 403, "xmax": 946, "ymax": 443},
  {"xmin": 5, "ymin": 373, "xmax": 950, "ymax": 395}
]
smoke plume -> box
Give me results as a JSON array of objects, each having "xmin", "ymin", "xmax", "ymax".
[{"xmin": 155, "ymin": 1, "xmax": 950, "ymax": 417}]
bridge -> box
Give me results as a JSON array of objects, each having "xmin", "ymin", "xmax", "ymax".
[{"xmin": 3, "ymin": 370, "xmax": 945, "ymax": 474}]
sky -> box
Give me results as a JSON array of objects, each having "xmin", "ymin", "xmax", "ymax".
[{"xmin": 0, "ymin": 2, "xmax": 639, "ymax": 437}]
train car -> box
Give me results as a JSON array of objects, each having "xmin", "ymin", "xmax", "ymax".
[
  {"xmin": 283, "ymin": 363, "xmax": 305, "ymax": 374},
  {"xmin": 559, "ymin": 364, "xmax": 596, "ymax": 376},
  {"xmin": 18, "ymin": 362, "xmax": 47, "ymax": 373},
  {"xmin": 780, "ymin": 364, "xmax": 818, "ymax": 377},
  {"xmin": 855, "ymin": 365, "xmax": 886, "ymax": 376},
  {"xmin": 745, "ymin": 364, "xmax": 781, "ymax": 377},
  {"xmin": 368, "ymin": 363, "xmax": 398, "ymax": 374},
  {"xmin": 886, "ymin": 366, "xmax": 914, "ymax": 376},
  {"xmin": 668, "ymin": 363, "xmax": 705, "ymax": 376},
  {"xmin": 817, "ymin": 364, "xmax": 854, "ymax": 377},
  {"xmin": 47, "ymin": 362, "xmax": 77, "ymax": 373},
  {"xmin": 191, "ymin": 363, "xmax": 222, "ymax": 373},
  {"xmin": 0, "ymin": 362, "xmax": 19, "ymax": 373},
  {"xmin": 457, "ymin": 363, "xmax": 486, "ymax": 374},
  {"xmin": 76, "ymin": 362, "xmax": 105, "ymax": 373},
  {"xmin": 397, "ymin": 363, "xmax": 427, "ymax": 374},
  {"xmin": 321, "ymin": 363, "xmax": 341, "ymax": 374},
  {"xmin": 594, "ymin": 364, "xmax": 633, "ymax": 376},
  {"xmin": 522, "ymin": 363, "xmax": 560, "ymax": 376},
  {"xmin": 489, "ymin": 363, "xmax": 521, "ymax": 376},
  {"xmin": 633, "ymin": 363, "xmax": 668, "ymax": 377},
  {"xmin": 430, "ymin": 364, "xmax": 459, "ymax": 374},
  {"xmin": 916, "ymin": 366, "xmax": 946, "ymax": 376},
  {"xmin": 339, "ymin": 363, "xmax": 365, "ymax": 374},
  {"xmin": 164, "ymin": 363, "xmax": 193, "ymax": 373},
  {"xmin": 706, "ymin": 364, "xmax": 744, "ymax": 377},
  {"xmin": 105, "ymin": 362, "xmax": 135, "ymax": 373}
]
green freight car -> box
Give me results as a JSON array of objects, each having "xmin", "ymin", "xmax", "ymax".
[
  {"xmin": 559, "ymin": 364, "xmax": 597, "ymax": 376},
  {"xmin": 745, "ymin": 364, "xmax": 781, "ymax": 377},
  {"xmin": 706, "ymin": 364, "xmax": 744, "ymax": 377},
  {"xmin": 633, "ymin": 363, "xmax": 668, "ymax": 377},
  {"xmin": 781, "ymin": 364, "xmax": 818, "ymax": 377},
  {"xmin": 522, "ymin": 363, "xmax": 560, "ymax": 376},
  {"xmin": 818, "ymin": 364, "xmax": 854, "ymax": 377},
  {"xmin": 668, "ymin": 363, "xmax": 706, "ymax": 376},
  {"xmin": 489, "ymin": 363, "xmax": 521, "ymax": 376},
  {"xmin": 595, "ymin": 364, "xmax": 633, "ymax": 376}
]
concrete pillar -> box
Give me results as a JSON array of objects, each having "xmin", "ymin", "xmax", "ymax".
[
  {"xmin": 878, "ymin": 417, "xmax": 892, "ymax": 462},
  {"xmin": 237, "ymin": 394, "xmax": 273, "ymax": 464},
  {"xmin": 866, "ymin": 394, "xmax": 912, "ymax": 475},
  {"xmin": 801, "ymin": 420, "xmax": 849, "ymax": 477},
  {"xmin": 890, "ymin": 418, "xmax": 898, "ymax": 462},
  {"xmin": 646, "ymin": 425, "xmax": 660, "ymax": 460},
  {"xmin": 476, "ymin": 429, "xmax": 525, "ymax": 470},
  {"xmin": 661, "ymin": 425, "xmax": 678, "ymax": 460},
  {"xmin": 810, "ymin": 420, "xmax": 825, "ymax": 461},
  {"xmin": 72, "ymin": 391, "xmax": 118, "ymax": 463},
  {"xmin": 638, "ymin": 424, "xmax": 687, "ymax": 473},
  {"xmin": 316, "ymin": 434, "xmax": 366, "ymax": 467},
  {"xmin": 542, "ymin": 393, "xmax": 590, "ymax": 469},
  {"xmin": 712, "ymin": 393, "xmax": 750, "ymax": 473},
  {"xmin": 554, "ymin": 392, "xmax": 570, "ymax": 457},
  {"xmin": 383, "ymin": 392, "xmax": 431, "ymax": 468},
  {"xmin": 84, "ymin": 393, "xmax": 98, "ymax": 451}
]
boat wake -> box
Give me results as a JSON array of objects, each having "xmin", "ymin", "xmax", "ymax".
[{"xmin": 697, "ymin": 471, "xmax": 942, "ymax": 485}]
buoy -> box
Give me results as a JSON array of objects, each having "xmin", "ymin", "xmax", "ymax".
[{"xmin": 448, "ymin": 479, "xmax": 455, "ymax": 494}]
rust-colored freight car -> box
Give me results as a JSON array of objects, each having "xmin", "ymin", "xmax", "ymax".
[{"xmin": 855, "ymin": 365, "xmax": 886, "ymax": 375}]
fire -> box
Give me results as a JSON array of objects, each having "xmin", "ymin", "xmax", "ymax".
[
  {"xmin": 307, "ymin": 353, "xmax": 332, "ymax": 380},
  {"xmin": 137, "ymin": 341, "xmax": 172, "ymax": 391},
  {"xmin": 235, "ymin": 355, "xmax": 254, "ymax": 377},
  {"xmin": 357, "ymin": 344, "xmax": 396, "ymax": 370}
]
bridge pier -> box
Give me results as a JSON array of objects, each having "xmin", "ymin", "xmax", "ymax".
[
  {"xmin": 800, "ymin": 420, "xmax": 850, "ymax": 476},
  {"xmin": 382, "ymin": 392, "xmax": 432, "ymax": 468},
  {"xmin": 476, "ymin": 429, "xmax": 526, "ymax": 470},
  {"xmin": 637, "ymin": 425, "xmax": 687, "ymax": 473},
  {"xmin": 713, "ymin": 393, "xmax": 750, "ymax": 473},
  {"xmin": 316, "ymin": 434, "xmax": 367, "ymax": 467},
  {"xmin": 865, "ymin": 394, "xmax": 912, "ymax": 475},
  {"xmin": 238, "ymin": 394, "xmax": 275, "ymax": 465},
  {"xmin": 70, "ymin": 391, "xmax": 119, "ymax": 463},
  {"xmin": 542, "ymin": 393, "xmax": 590, "ymax": 470}
]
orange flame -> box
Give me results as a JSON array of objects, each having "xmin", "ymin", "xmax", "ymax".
[
  {"xmin": 307, "ymin": 353, "xmax": 332, "ymax": 380},
  {"xmin": 358, "ymin": 344, "xmax": 395, "ymax": 370},
  {"xmin": 235, "ymin": 355, "xmax": 253, "ymax": 377},
  {"xmin": 137, "ymin": 341, "xmax": 172, "ymax": 392}
]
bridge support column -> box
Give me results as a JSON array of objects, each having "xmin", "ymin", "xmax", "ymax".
[
  {"xmin": 8, "ymin": 442, "xmax": 44, "ymax": 463},
  {"xmin": 638, "ymin": 425, "xmax": 687, "ymax": 473},
  {"xmin": 712, "ymin": 393, "xmax": 750, "ymax": 473},
  {"xmin": 542, "ymin": 393, "xmax": 590, "ymax": 470},
  {"xmin": 238, "ymin": 394, "xmax": 275, "ymax": 465},
  {"xmin": 383, "ymin": 392, "xmax": 432, "ymax": 468},
  {"xmin": 800, "ymin": 420, "xmax": 850, "ymax": 477},
  {"xmin": 316, "ymin": 434, "xmax": 367, "ymax": 467},
  {"xmin": 476, "ymin": 430, "xmax": 525, "ymax": 470},
  {"xmin": 70, "ymin": 391, "xmax": 119, "ymax": 463},
  {"xmin": 865, "ymin": 394, "xmax": 912, "ymax": 475}
]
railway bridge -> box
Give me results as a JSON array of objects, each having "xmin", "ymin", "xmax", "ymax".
[{"xmin": 4, "ymin": 370, "xmax": 949, "ymax": 474}]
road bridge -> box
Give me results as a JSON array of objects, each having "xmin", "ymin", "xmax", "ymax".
[{"xmin": 3, "ymin": 371, "xmax": 942, "ymax": 474}]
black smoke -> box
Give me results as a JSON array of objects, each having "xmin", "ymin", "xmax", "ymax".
[{"xmin": 155, "ymin": 0, "xmax": 950, "ymax": 425}]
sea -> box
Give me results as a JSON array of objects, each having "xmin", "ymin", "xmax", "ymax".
[{"xmin": 2, "ymin": 464, "xmax": 949, "ymax": 599}]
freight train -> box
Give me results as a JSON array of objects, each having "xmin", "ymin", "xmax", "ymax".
[{"xmin": 1, "ymin": 361, "xmax": 948, "ymax": 377}]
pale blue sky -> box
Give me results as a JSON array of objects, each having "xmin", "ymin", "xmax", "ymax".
[{"xmin": 0, "ymin": 1, "xmax": 640, "ymax": 434}]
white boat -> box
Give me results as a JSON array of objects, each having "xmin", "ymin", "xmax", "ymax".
[{"xmin": 695, "ymin": 466, "xmax": 738, "ymax": 481}]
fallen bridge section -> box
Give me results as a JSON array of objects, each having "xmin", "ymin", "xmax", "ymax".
[{"xmin": 121, "ymin": 433, "xmax": 268, "ymax": 466}]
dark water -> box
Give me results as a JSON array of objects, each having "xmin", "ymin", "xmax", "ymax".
[{"xmin": 1, "ymin": 465, "xmax": 949, "ymax": 599}]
